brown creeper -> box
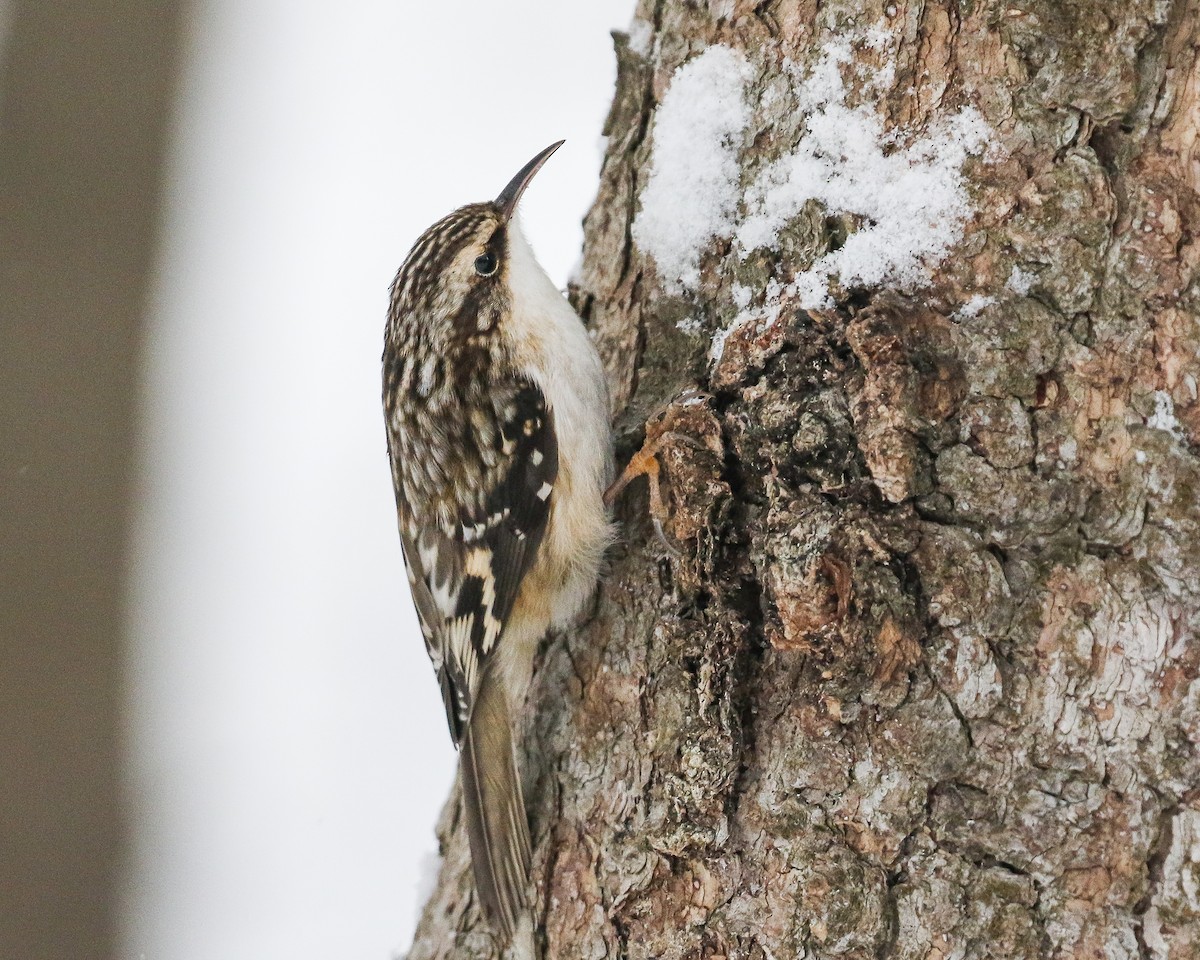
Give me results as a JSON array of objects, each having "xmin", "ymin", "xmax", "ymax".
[{"xmin": 382, "ymin": 142, "xmax": 613, "ymax": 941}]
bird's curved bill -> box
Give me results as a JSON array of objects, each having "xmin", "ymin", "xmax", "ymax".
[{"xmin": 494, "ymin": 141, "xmax": 564, "ymax": 222}]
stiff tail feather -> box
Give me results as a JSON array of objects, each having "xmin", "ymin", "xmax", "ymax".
[{"xmin": 459, "ymin": 667, "xmax": 532, "ymax": 942}]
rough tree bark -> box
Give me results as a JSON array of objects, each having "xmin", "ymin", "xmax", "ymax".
[{"xmin": 409, "ymin": 2, "xmax": 1200, "ymax": 958}]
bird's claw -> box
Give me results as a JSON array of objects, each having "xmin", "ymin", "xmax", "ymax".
[
  {"xmin": 606, "ymin": 431, "xmax": 687, "ymax": 556},
  {"xmin": 651, "ymin": 515, "xmax": 682, "ymax": 557}
]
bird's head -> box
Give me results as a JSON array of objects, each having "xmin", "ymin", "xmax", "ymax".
[{"xmin": 387, "ymin": 141, "xmax": 564, "ymax": 348}]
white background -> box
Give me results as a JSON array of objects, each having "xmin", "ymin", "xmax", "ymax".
[{"xmin": 124, "ymin": 2, "xmax": 632, "ymax": 957}]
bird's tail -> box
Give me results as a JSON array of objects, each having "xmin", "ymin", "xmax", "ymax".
[{"xmin": 460, "ymin": 665, "xmax": 532, "ymax": 944}]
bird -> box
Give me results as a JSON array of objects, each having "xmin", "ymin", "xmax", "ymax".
[{"xmin": 382, "ymin": 141, "xmax": 613, "ymax": 943}]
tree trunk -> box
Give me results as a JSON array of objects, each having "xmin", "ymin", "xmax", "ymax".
[{"xmin": 409, "ymin": 2, "xmax": 1200, "ymax": 958}]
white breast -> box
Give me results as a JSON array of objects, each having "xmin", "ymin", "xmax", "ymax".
[{"xmin": 497, "ymin": 219, "xmax": 614, "ymax": 698}]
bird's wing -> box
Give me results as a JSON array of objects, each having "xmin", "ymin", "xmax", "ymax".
[{"xmin": 395, "ymin": 378, "xmax": 558, "ymax": 744}]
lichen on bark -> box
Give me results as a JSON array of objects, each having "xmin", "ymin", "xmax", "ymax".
[{"xmin": 408, "ymin": 2, "xmax": 1200, "ymax": 958}]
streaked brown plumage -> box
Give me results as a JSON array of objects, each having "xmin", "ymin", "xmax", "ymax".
[{"xmin": 382, "ymin": 142, "xmax": 612, "ymax": 943}]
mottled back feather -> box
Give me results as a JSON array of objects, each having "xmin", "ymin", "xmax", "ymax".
[{"xmin": 389, "ymin": 376, "xmax": 557, "ymax": 742}]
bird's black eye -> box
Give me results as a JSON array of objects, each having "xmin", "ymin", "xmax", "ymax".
[{"xmin": 474, "ymin": 253, "xmax": 497, "ymax": 276}]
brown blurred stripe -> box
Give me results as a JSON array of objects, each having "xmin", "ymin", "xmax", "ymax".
[{"xmin": 0, "ymin": 2, "xmax": 187, "ymax": 957}]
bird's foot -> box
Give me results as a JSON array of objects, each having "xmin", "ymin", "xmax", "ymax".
[
  {"xmin": 606, "ymin": 427, "xmax": 708, "ymax": 555},
  {"xmin": 604, "ymin": 384, "xmax": 715, "ymax": 554}
]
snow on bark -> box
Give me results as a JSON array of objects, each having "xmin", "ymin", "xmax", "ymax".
[
  {"xmin": 631, "ymin": 45, "xmax": 751, "ymax": 293},
  {"xmin": 737, "ymin": 37, "xmax": 996, "ymax": 309}
]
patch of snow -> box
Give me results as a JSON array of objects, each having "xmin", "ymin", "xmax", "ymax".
[
  {"xmin": 862, "ymin": 24, "xmax": 893, "ymax": 51},
  {"xmin": 955, "ymin": 294, "xmax": 995, "ymax": 320},
  {"xmin": 1006, "ymin": 265, "xmax": 1035, "ymax": 295},
  {"xmin": 709, "ymin": 312, "xmax": 748, "ymax": 364},
  {"xmin": 633, "ymin": 45, "xmax": 752, "ymax": 293},
  {"xmin": 737, "ymin": 40, "xmax": 994, "ymax": 308},
  {"xmin": 676, "ymin": 315, "xmax": 703, "ymax": 335},
  {"xmin": 868, "ymin": 60, "xmax": 896, "ymax": 93},
  {"xmin": 713, "ymin": 304, "xmax": 782, "ymax": 364},
  {"xmin": 637, "ymin": 30, "xmax": 998, "ymax": 315},
  {"xmin": 627, "ymin": 18, "xmax": 653, "ymax": 58},
  {"xmin": 710, "ymin": 280, "xmax": 783, "ymax": 364},
  {"xmin": 1147, "ymin": 390, "xmax": 1184, "ymax": 439}
]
